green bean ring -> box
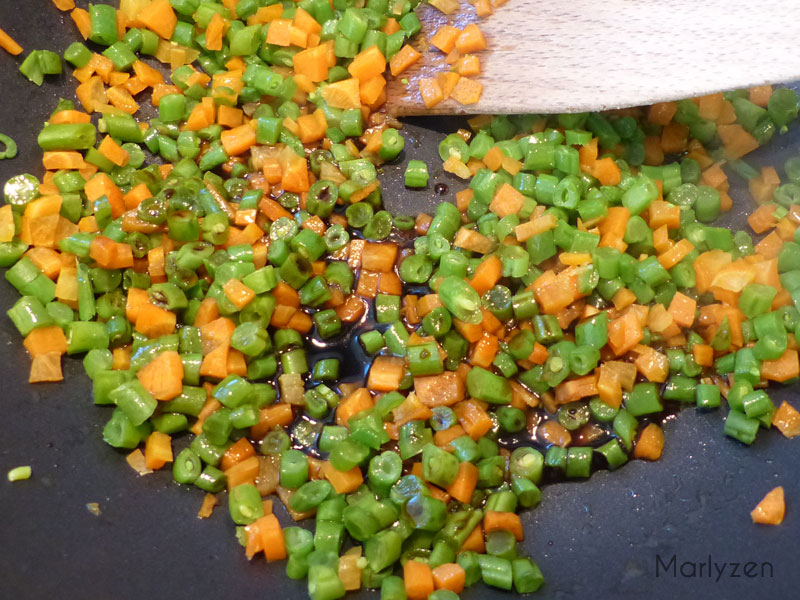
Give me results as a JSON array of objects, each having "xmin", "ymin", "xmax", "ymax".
[{"xmin": 0, "ymin": 134, "xmax": 18, "ymax": 159}]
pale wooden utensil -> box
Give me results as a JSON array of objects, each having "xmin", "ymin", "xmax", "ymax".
[{"xmin": 385, "ymin": 0, "xmax": 800, "ymax": 116}]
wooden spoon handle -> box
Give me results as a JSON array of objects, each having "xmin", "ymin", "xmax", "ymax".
[{"xmin": 385, "ymin": 0, "xmax": 800, "ymax": 116}]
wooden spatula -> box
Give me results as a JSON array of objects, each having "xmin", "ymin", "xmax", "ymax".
[{"xmin": 385, "ymin": 0, "xmax": 800, "ymax": 116}]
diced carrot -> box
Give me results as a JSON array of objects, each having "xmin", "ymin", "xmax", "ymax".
[
  {"xmin": 589, "ymin": 157, "xmax": 620, "ymax": 186},
  {"xmin": 49, "ymin": 110, "xmax": 91, "ymax": 125},
  {"xmin": 0, "ymin": 27, "xmax": 23, "ymax": 55},
  {"xmin": 272, "ymin": 284, "xmax": 300, "ymax": 312},
  {"xmin": 431, "ymin": 563, "xmax": 466, "ymax": 594},
  {"xmin": 29, "ymin": 352, "xmax": 63, "ymax": 383},
  {"xmin": 135, "ymin": 302, "xmax": 177, "ymax": 338},
  {"xmin": 450, "ymin": 77, "xmax": 483, "ymax": 105},
  {"xmin": 144, "ymin": 431, "xmax": 173, "ymax": 470},
  {"xmin": 697, "ymin": 93, "xmax": 723, "ymax": 120},
  {"xmin": 225, "ymin": 455, "xmax": 260, "ymax": 490},
  {"xmin": 71, "ymin": 7, "xmax": 92, "ymax": 40},
  {"xmin": 761, "ymin": 349, "xmax": 799, "ymax": 383},
  {"xmin": 437, "ymin": 71, "xmax": 461, "ymax": 101},
  {"xmin": 643, "ymin": 135, "xmax": 665, "ymax": 166},
  {"xmin": 42, "ymin": 151, "xmax": 87, "ymax": 170},
  {"xmin": 468, "ymin": 254, "xmax": 502, "ymax": 295},
  {"xmin": 133, "ymin": 60, "xmax": 165, "ymax": 87},
  {"xmin": 112, "ymin": 346, "xmax": 131, "ymax": 371},
  {"xmin": 612, "ymin": 287, "xmax": 636, "ymax": 311},
  {"xmin": 456, "ymin": 54, "xmax": 481, "ymax": 77},
  {"xmin": 125, "ymin": 288, "xmax": 149, "ymax": 324},
  {"xmin": 607, "ymin": 310, "xmax": 644, "ymax": 356},
  {"xmin": 554, "ymin": 374, "xmax": 598, "ymax": 405},
  {"xmin": 484, "ymin": 511, "xmax": 524, "ymax": 541},
  {"xmin": 430, "ymin": 25, "xmax": 460, "ymax": 53},
  {"xmin": 748, "ymin": 85, "xmax": 773, "ymax": 107},
  {"xmin": 89, "ymin": 235, "xmax": 134, "ymax": 269},
  {"xmin": 348, "ymin": 45, "xmax": 386, "ymax": 81},
  {"xmin": 514, "ymin": 213, "xmax": 558, "ymax": 241},
  {"xmin": 658, "ymin": 237, "xmax": 694, "ymax": 269},
  {"xmin": 453, "ymin": 319, "xmax": 483, "ymax": 344},
  {"xmin": 321, "ymin": 461, "xmax": 363, "ymax": 494},
  {"xmin": 389, "ymin": 45, "xmax": 421, "ymax": 77},
  {"xmin": 459, "ymin": 523, "xmax": 485, "ymax": 552},
  {"xmin": 578, "ymin": 137, "xmax": 598, "ymax": 171},
  {"xmin": 247, "ymin": 4, "xmax": 283, "ymax": 25},
  {"xmin": 661, "ymin": 121, "xmax": 689, "ymax": 154},
  {"xmin": 470, "ymin": 333, "xmax": 498, "ymax": 369},
  {"xmin": 750, "ymin": 486, "xmax": 785, "ymax": 525},
  {"xmin": 382, "ymin": 17, "xmax": 401, "ymax": 35},
  {"xmin": 356, "ymin": 270, "xmax": 380, "ymax": 298},
  {"xmin": 24, "ymin": 326, "xmax": 68, "ymax": 358},
  {"xmin": 84, "ymin": 172, "xmax": 124, "ymax": 217},
  {"xmin": 694, "ymin": 249, "xmax": 733, "ymax": 294},
  {"xmin": 280, "ymin": 152, "xmax": 310, "ymax": 193},
  {"xmin": 748, "ymin": 203, "xmax": 779, "ymax": 234},
  {"xmin": 692, "ymin": 343, "xmax": 714, "ymax": 367},
  {"xmin": 488, "ymin": 182, "xmax": 525, "ymax": 218},
  {"xmin": 98, "ymin": 135, "xmax": 130, "ymax": 167},
  {"xmin": 633, "ymin": 423, "xmax": 665, "ymax": 460},
  {"xmin": 378, "ymin": 272, "xmax": 402, "ymax": 295},
  {"xmin": 293, "ymin": 44, "xmax": 329, "ymax": 82},
  {"xmin": 367, "ymin": 356, "xmax": 406, "ymax": 392},
  {"xmin": 251, "ymin": 403, "xmax": 294, "ymax": 439},
  {"xmin": 631, "ymin": 344, "xmax": 669, "ymax": 383},
  {"xmin": 772, "ymin": 401, "xmax": 800, "ymax": 438},
  {"xmin": 445, "ymin": 461, "xmax": 478, "ymax": 504},
  {"xmin": 189, "ymin": 396, "xmax": 221, "ymax": 436},
  {"xmin": 220, "ymin": 438, "xmax": 256, "ymax": 472},
  {"xmin": 530, "ymin": 342, "xmax": 549, "ymax": 365},
  {"xmin": 434, "ymin": 425, "xmax": 466, "ymax": 448},
  {"xmin": 336, "ymin": 387, "xmax": 374, "ymax": 427},
  {"xmin": 220, "ymin": 124, "xmax": 257, "ymax": 156},
  {"xmin": 361, "ymin": 242, "xmax": 398, "ymax": 272},
  {"xmin": 474, "ymin": 0, "xmax": 492, "ymax": 16},
  {"xmin": 197, "ymin": 493, "xmax": 218, "ymax": 519},
  {"xmin": 256, "ymin": 514, "xmax": 287, "ymax": 561},
  {"xmin": 333, "ymin": 295, "xmax": 365, "ymax": 323},
  {"xmin": 667, "ymin": 291, "xmax": 696, "ymax": 328},
  {"xmin": 455, "ymin": 24, "xmax": 487, "ymax": 53},
  {"xmin": 404, "ymin": 560, "xmax": 434, "ymax": 600},
  {"xmin": 413, "ymin": 371, "xmax": 465, "ymax": 407},
  {"xmin": 648, "ymin": 101, "xmax": 677, "ymax": 126},
  {"xmin": 216, "ymin": 105, "xmax": 243, "ymax": 129},
  {"xmin": 320, "ymin": 77, "xmax": 361, "ymax": 110},
  {"xmin": 454, "ymin": 399, "xmax": 493, "ymax": 439},
  {"xmin": 151, "ymin": 84, "xmax": 182, "ymax": 107},
  {"xmin": 292, "ymin": 7, "xmax": 321, "ymax": 35},
  {"xmin": 137, "ymin": 0, "xmax": 178, "ymax": 39},
  {"xmin": 205, "ymin": 12, "xmax": 227, "ymax": 51},
  {"xmin": 393, "ymin": 392, "xmax": 434, "ymax": 426},
  {"xmin": 137, "ymin": 350, "xmax": 184, "ymax": 401},
  {"xmin": 359, "ymin": 74, "xmax": 386, "ymax": 106},
  {"xmin": 717, "ymin": 124, "xmax": 760, "ymax": 159},
  {"xmin": 532, "ymin": 270, "xmax": 574, "ymax": 315},
  {"xmin": 226, "ymin": 348, "xmax": 247, "ymax": 377},
  {"xmin": 755, "ymin": 230, "xmax": 784, "ymax": 259},
  {"xmin": 25, "ymin": 247, "xmax": 62, "ymax": 280},
  {"xmin": 418, "ymin": 77, "xmax": 444, "ymax": 109},
  {"xmin": 222, "ymin": 278, "xmax": 256, "ymax": 311},
  {"xmin": 478, "ymin": 146, "xmax": 503, "ymax": 172}
]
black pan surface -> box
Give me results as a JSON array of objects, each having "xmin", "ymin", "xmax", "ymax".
[{"xmin": 0, "ymin": 3, "xmax": 798, "ymax": 599}]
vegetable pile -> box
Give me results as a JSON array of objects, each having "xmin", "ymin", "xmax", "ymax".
[{"xmin": 2, "ymin": 1, "xmax": 800, "ymax": 599}]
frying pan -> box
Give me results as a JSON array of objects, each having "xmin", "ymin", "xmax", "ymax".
[{"xmin": 0, "ymin": 3, "xmax": 798, "ymax": 599}]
